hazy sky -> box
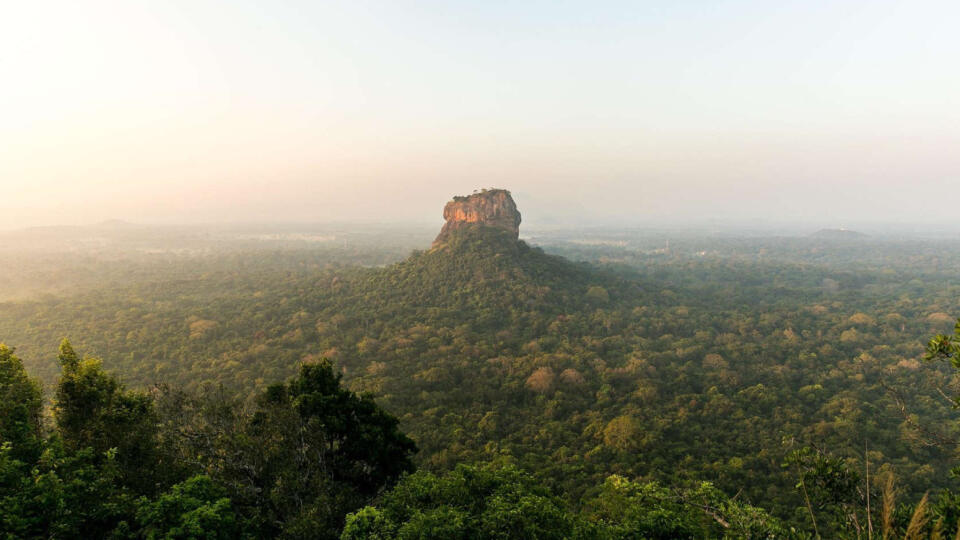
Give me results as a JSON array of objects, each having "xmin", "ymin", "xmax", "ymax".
[{"xmin": 2, "ymin": 0, "xmax": 959, "ymax": 229}]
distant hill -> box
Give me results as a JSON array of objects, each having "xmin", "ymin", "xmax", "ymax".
[
  {"xmin": 336, "ymin": 225, "xmax": 634, "ymax": 333},
  {"xmin": 93, "ymin": 219, "xmax": 137, "ymax": 229},
  {"xmin": 810, "ymin": 228, "xmax": 868, "ymax": 239}
]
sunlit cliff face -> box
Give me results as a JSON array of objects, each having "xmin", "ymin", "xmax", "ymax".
[{"xmin": 433, "ymin": 189, "xmax": 522, "ymax": 247}]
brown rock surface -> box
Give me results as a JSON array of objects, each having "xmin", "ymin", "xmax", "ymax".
[{"xmin": 433, "ymin": 189, "xmax": 521, "ymax": 247}]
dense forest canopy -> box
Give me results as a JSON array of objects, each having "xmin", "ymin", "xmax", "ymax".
[{"xmin": 3, "ymin": 222, "xmax": 960, "ymax": 537}]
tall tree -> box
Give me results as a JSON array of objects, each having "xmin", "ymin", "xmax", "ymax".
[
  {"xmin": 53, "ymin": 338, "xmax": 159, "ymax": 494},
  {"xmin": 0, "ymin": 344, "xmax": 43, "ymax": 462},
  {"xmin": 341, "ymin": 464, "xmax": 595, "ymax": 540},
  {"xmin": 174, "ymin": 359, "xmax": 418, "ymax": 539}
]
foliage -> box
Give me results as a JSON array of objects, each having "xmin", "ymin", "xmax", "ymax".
[
  {"xmin": 0, "ymin": 343, "xmax": 416, "ymax": 539},
  {"xmin": 54, "ymin": 338, "xmax": 160, "ymax": 493},
  {"xmin": 586, "ymin": 474, "xmax": 791, "ymax": 539},
  {"xmin": 135, "ymin": 475, "xmax": 242, "ymax": 540},
  {"xmin": 782, "ymin": 445, "xmax": 865, "ymax": 538},
  {"xmin": 0, "ymin": 345, "xmax": 43, "ymax": 462},
  {"xmin": 342, "ymin": 464, "xmax": 594, "ymax": 539},
  {"xmin": 0, "ymin": 441, "xmax": 137, "ymax": 539},
  {"xmin": 221, "ymin": 360, "xmax": 417, "ymax": 538},
  {"xmin": 344, "ymin": 465, "xmax": 791, "ymax": 539}
]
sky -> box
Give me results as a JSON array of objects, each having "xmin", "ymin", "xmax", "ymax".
[{"xmin": 2, "ymin": 0, "xmax": 959, "ymax": 230}]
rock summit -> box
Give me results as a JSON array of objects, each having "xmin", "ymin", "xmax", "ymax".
[{"xmin": 433, "ymin": 189, "xmax": 521, "ymax": 247}]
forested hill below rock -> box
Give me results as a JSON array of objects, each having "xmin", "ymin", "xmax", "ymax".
[
  {"xmin": 2, "ymin": 225, "xmax": 960, "ymax": 530},
  {"xmin": 340, "ymin": 227, "xmax": 641, "ymax": 330}
]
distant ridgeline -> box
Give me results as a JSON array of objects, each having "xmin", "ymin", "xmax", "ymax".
[{"xmin": 810, "ymin": 228, "xmax": 869, "ymax": 239}]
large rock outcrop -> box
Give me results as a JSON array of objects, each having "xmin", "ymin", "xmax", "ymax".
[{"xmin": 433, "ymin": 189, "xmax": 521, "ymax": 247}]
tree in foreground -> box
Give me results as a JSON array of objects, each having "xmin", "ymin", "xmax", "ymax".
[
  {"xmin": 54, "ymin": 339, "xmax": 160, "ymax": 494},
  {"xmin": 0, "ymin": 344, "xmax": 43, "ymax": 462},
  {"xmin": 342, "ymin": 463, "xmax": 789, "ymax": 540},
  {"xmin": 133, "ymin": 475, "xmax": 242, "ymax": 540},
  {"xmin": 0, "ymin": 341, "xmax": 417, "ymax": 539},
  {"xmin": 341, "ymin": 464, "xmax": 595, "ymax": 539},
  {"xmin": 586, "ymin": 474, "xmax": 790, "ymax": 539},
  {"xmin": 160, "ymin": 358, "xmax": 418, "ymax": 539}
]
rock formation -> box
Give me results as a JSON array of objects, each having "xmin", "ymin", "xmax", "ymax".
[{"xmin": 433, "ymin": 189, "xmax": 521, "ymax": 247}]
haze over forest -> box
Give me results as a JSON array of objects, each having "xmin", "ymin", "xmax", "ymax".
[
  {"xmin": 7, "ymin": 2, "xmax": 960, "ymax": 539},
  {"xmin": 3, "ymin": 0, "xmax": 960, "ymax": 230}
]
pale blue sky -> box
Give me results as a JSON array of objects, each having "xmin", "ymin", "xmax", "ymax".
[{"xmin": 1, "ymin": 0, "xmax": 958, "ymax": 228}]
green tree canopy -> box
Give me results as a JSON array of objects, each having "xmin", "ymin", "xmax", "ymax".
[
  {"xmin": 0, "ymin": 344, "xmax": 43, "ymax": 462},
  {"xmin": 53, "ymin": 338, "xmax": 159, "ymax": 493},
  {"xmin": 342, "ymin": 464, "xmax": 596, "ymax": 540}
]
